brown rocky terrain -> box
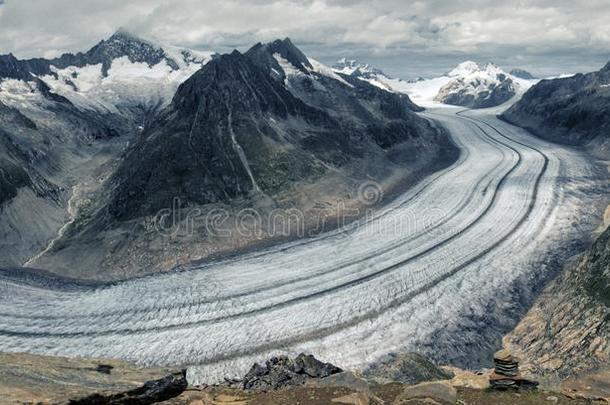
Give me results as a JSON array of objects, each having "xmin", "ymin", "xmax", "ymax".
[
  {"xmin": 0, "ymin": 351, "xmax": 605, "ymax": 404},
  {"xmin": 0, "ymin": 352, "xmax": 185, "ymax": 404},
  {"xmin": 504, "ymin": 225, "xmax": 610, "ymax": 379}
]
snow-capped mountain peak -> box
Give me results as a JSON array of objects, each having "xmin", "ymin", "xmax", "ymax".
[
  {"xmin": 447, "ymin": 61, "xmax": 481, "ymax": 77},
  {"xmin": 398, "ymin": 60, "xmax": 538, "ymax": 108},
  {"xmin": 435, "ymin": 61, "xmax": 520, "ymax": 108},
  {"xmin": 246, "ymin": 38, "xmax": 354, "ymax": 87},
  {"xmin": 447, "ymin": 61, "xmax": 505, "ymax": 78},
  {"xmin": 332, "ymin": 58, "xmax": 387, "ymax": 78},
  {"xmin": 0, "ymin": 30, "xmax": 215, "ymax": 117}
]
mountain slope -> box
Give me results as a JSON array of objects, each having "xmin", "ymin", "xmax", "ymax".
[
  {"xmin": 501, "ymin": 60, "xmax": 610, "ymax": 158},
  {"xmin": 0, "ymin": 30, "xmax": 213, "ymax": 267},
  {"xmin": 505, "ymin": 224, "xmax": 610, "ymax": 377},
  {"xmin": 0, "ymin": 72, "xmax": 129, "ymax": 266},
  {"xmin": 30, "ymin": 39, "xmax": 459, "ymax": 280}
]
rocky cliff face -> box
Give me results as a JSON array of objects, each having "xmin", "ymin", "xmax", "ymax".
[
  {"xmin": 501, "ymin": 61, "xmax": 610, "ymax": 158},
  {"xmin": 29, "ymin": 39, "xmax": 458, "ymax": 280},
  {"xmin": 0, "ymin": 74, "xmax": 128, "ymax": 267},
  {"xmin": 505, "ymin": 225, "xmax": 610, "ymax": 377}
]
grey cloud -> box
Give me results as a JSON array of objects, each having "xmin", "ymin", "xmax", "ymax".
[{"xmin": 0, "ymin": 0, "xmax": 608, "ymax": 77}]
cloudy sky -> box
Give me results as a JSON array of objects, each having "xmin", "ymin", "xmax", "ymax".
[{"xmin": 1, "ymin": 0, "xmax": 609, "ymax": 78}]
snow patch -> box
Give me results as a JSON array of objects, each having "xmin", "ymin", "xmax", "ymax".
[
  {"xmin": 273, "ymin": 53, "xmax": 305, "ymax": 79},
  {"xmin": 308, "ymin": 58, "xmax": 354, "ymax": 87}
]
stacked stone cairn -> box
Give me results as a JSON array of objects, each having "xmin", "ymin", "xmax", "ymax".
[{"xmin": 490, "ymin": 349, "xmax": 538, "ymax": 390}]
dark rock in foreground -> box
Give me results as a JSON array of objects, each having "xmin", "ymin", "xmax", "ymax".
[
  {"xmin": 239, "ymin": 353, "xmax": 342, "ymax": 390},
  {"xmin": 70, "ymin": 370, "xmax": 187, "ymax": 404}
]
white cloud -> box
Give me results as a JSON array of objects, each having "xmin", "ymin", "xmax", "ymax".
[{"xmin": 0, "ymin": 0, "xmax": 608, "ymax": 77}]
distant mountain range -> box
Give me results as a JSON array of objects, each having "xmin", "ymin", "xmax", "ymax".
[
  {"xmin": 434, "ymin": 61, "xmax": 535, "ymax": 108},
  {"xmin": 332, "ymin": 58, "xmax": 388, "ymax": 79},
  {"xmin": 332, "ymin": 59, "xmax": 537, "ymax": 109},
  {"xmin": 0, "ymin": 32, "xmax": 457, "ymax": 279},
  {"xmin": 1, "ymin": 29, "xmax": 213, "ymax": 122}
]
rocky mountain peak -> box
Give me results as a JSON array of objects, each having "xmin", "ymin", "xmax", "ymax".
[
  {"xmin": 264, "ymin": 37, "xmax": 312, "ymax": 72},
  {"xmin": 510, "ymin": 68, "xmax": 535, "ymax": 80},
  {"xmin": 243, "ymin": 38, "xmax": 313, "ymax": 82},
  {"xmin": 86, "ymin": 29, "xmax": 175, "ymax": 75},
  {"xmin": 602, "ymin": 59, "xmax": 610, "ymax": 72},
  {"xmin": 447, "ymin": 61, "xmax": 506, "ymax": 78},
  {"xmin": 171, "ymin": 45, "xmax": 317, "ymax": 121},
  {"xmin": 0, "ymin": 53, "xmax": 34, "ymax": 81},
  {"xmin": 107, "ymin": 27, "xmax": 142, "ymax": 42}
]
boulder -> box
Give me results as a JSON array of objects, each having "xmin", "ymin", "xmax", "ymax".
[
  {"xmin": 241, "ymin": 353, "xmax": 342, "ymax": 391},
  {"xmin": 294, "ymin": 353, "xmax": 342, "ymax": 378},
  {"xmin": 69, "ymin": 370, "xmax": 188, "ymax": 404}
]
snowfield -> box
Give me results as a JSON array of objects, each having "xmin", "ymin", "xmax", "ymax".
[
  {"xmin": 39, "ymin": 49, "xmax": 213, "ymax": 114},
  {"xmin": 0, "ymin": 108, "xmax": 605, "ymax": 385}
]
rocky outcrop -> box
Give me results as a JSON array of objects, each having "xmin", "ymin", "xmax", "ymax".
[
  {"xmin": 505, "ymin": 225, "xmax": 610, "ymax": 377},
  {"xmin": 362, "ymin": 352, "xmax": 453, "ymax": 385},
  {"xmin": 501, "ymin": 60, "xmax": 610, "ymax": 158},
  {"xmin": 237, "ymin": 353, "xmax": 342, "ymax": 390},
  {"xmin": 70, "ymin": 370, "xmax": 187, "ymax": 404}
]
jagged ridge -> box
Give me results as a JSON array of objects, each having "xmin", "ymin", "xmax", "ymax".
[{"xmin": 501, "ymin": 60, "xmax": 610, "ymax": 158}]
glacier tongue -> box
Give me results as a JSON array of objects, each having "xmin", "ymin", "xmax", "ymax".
[{"xmin": 0, "ymin": 108, "xmax": 604, "ymax": 386}]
